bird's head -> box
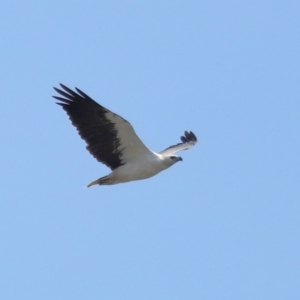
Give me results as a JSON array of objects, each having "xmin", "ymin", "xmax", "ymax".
[{"xmin": 164, "ymin": 155, "xmax": 183, "ymax": 166}]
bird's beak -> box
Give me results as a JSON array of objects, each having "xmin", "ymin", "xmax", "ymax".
[{"xmin": 178, "ymin": 157, "xmax": 183, "ymax": 162}]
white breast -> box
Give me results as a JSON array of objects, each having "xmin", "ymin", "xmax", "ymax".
[{"xmin": 112, "ymin": 154, "xmax": 167, "ymax": 183}]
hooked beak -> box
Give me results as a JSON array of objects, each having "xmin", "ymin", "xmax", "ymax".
[{"xmin": 178, "ymin": 157, "xmax": 183, "ymax": 162}]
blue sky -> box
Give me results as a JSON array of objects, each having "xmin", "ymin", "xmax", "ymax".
[{"xmin": 1, "ymin": 1, "xmax": 299, "ymax": 299}]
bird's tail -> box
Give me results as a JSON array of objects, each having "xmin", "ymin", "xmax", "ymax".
[{"xmin": 86, "ymin": 175, "xmax": 112, "ymax": 187}]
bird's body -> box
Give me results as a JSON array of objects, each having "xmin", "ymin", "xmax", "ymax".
[
  {"xmin": 87, "ymin": 153, "xmax": 173, "ymax": 186},
  {"xmin": 53, "ymin": 84, "xmax": 197, "ymax": 187}
]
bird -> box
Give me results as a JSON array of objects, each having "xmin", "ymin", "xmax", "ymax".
[{"xmin": 53, "ymin": 84, "xmax": 197, "ymax": 187}]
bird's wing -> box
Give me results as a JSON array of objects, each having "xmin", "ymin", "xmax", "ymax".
[
  {"xmin": 53, "ymin": 84, "xmax": 154, "ymax": 170},
  {"xmin": 159, "ymin": 131, "xmax": 197, "ymax": 155}
]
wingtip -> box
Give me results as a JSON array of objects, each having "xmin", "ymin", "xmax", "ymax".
[
  {"xmin": 59, "ymin": 83, "xmax": 66, "ymax": 89},
  {"xmin": 186, "ymin": 130, "xmax": 197, "ymax": 142}
]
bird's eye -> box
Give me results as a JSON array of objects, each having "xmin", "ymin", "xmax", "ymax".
[{"xmin": 170, "ymin": 156, "xmax": 176, "ymax": 159}]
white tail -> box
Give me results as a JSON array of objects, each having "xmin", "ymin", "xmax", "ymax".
[{"xmin": 86, "ymin": 175, "xmax": 112, "ymax": 187}]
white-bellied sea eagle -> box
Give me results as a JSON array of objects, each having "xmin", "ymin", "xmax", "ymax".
[{"xmin": 53, "ymin": 84, "xmax": 197, "ymax": 187}]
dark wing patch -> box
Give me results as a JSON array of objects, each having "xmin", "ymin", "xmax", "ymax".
[
  {"xmin": 159, "ymin": 131, "xmax": 197, "ymax": 155},
  {"xmin": 53, "ymin": 83, "xmax": 125, "ymax": 170},
  {"xmin": 180, "ymin": 131, "xmax": 197, "ymax": 144}
]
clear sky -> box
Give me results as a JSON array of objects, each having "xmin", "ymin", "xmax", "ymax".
[{"xmin": 1, "ymin": 1, "xmax": 299, "ymax": 299}]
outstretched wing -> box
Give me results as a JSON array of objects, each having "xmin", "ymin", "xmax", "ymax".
[
  {"xmin": 159, "ymin": 131, "xmax": 197, "ymax": 155},
  {"xmin": 53, "ymin": 84, "xmax": 153, "ymax": 170}
]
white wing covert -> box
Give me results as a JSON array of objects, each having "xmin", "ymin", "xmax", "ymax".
[{"xmin": 159, "ymin": 131, "xmax": 197, "ymax": 156}]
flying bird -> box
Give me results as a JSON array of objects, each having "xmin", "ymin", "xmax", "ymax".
[{"xmin": 53, "ymin": 84, "xmax": 197, "ymax": 187}]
